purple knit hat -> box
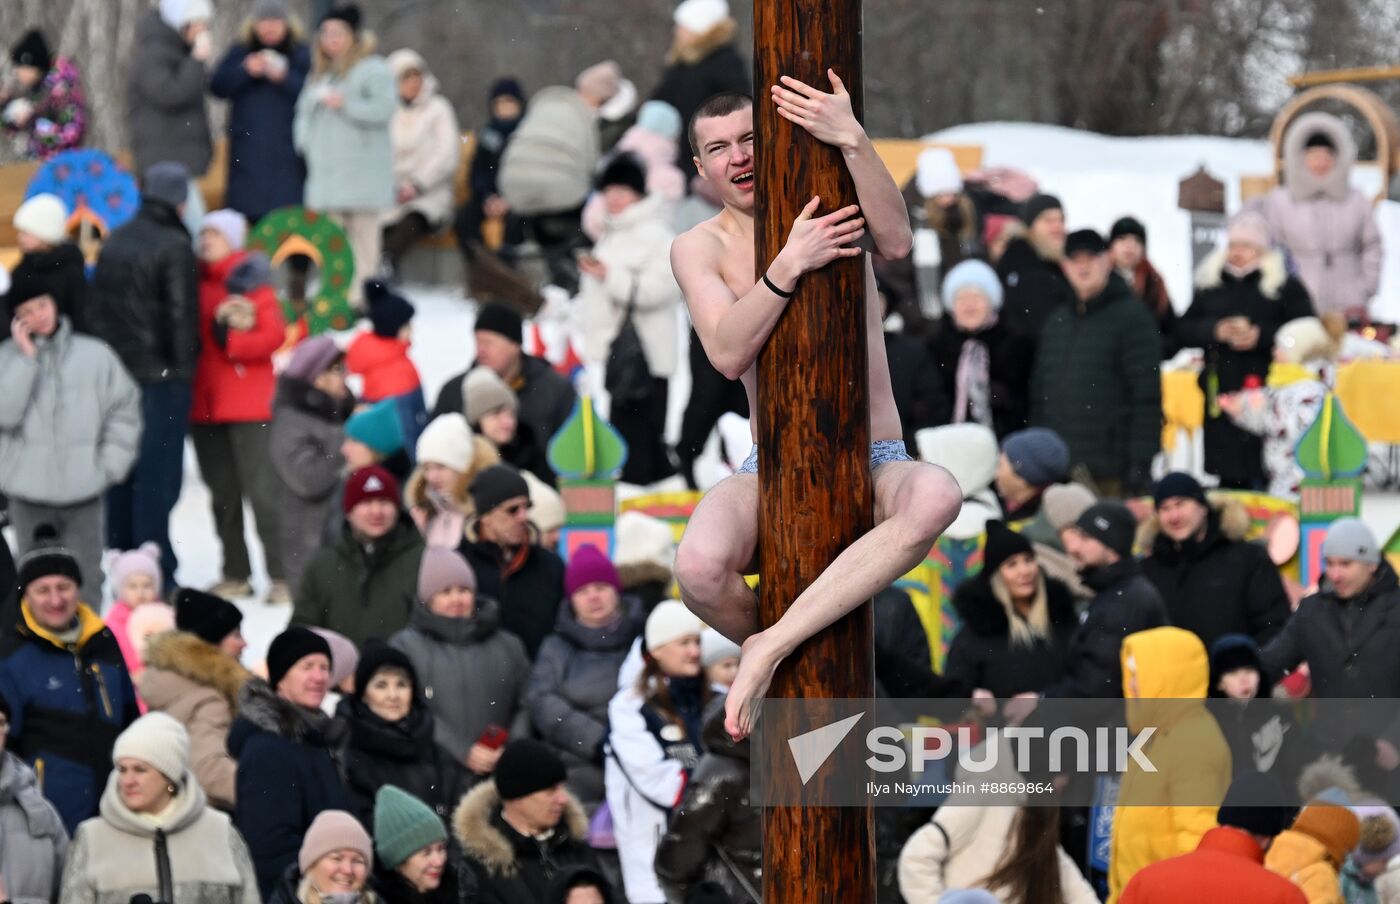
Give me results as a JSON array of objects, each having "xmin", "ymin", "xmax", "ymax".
[
  {"xmin": 284, "ymin": 335, "xmax": 343, "ymax": 383},
  {"xmin": 109, "ymin": 542, "xmax": 163, "ymax": 595},
  {"xmin": 564, "ymin": 544, "xmax": 621, "ymax": 597}
]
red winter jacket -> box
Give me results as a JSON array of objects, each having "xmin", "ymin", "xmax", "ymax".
[
  {"xmin": 1118, "ymin": 826, "xmax": 1308, "ymax": 904},
  {"xmin": 345, "ymin": 332, "xmax": 421, "ymax": 403},
  {"xmin": 191, "ymin": 251, "xmax": 286, "ymax": 423}
]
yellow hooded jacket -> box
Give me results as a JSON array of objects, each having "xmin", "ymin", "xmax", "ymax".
[{"xmin": 1108, "ymin": 626, "xmax": 1232, "ymax": 903}]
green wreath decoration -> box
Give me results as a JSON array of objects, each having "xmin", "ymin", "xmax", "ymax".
[{"xmin": 247, "ymin": 206, "xmax": 357, "ymax": 334}]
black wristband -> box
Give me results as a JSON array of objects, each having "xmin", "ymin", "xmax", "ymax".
[{"xmin": 763, "ymin": 272, "xmax": 795, "ymax": 298}]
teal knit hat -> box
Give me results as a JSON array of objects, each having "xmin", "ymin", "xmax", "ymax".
[
  {"xmin": 346, "ymin": 398, "xmax": 406, "ymax": 456},
  {"xmin": 374, "ymin": 785, "xmax": 447, "ymax": 869}
]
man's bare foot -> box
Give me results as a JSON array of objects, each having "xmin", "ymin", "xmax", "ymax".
[{"xmin": 724, "ymin": 631, "xmax": 785, "ymax": 740}]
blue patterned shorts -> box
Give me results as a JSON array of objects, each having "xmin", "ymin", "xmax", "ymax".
[{"xmin": 736, "ymin": 439, "xmax": 913, "ymax": 476}]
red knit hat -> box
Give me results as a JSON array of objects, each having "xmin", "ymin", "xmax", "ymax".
[{"xmin": 343, "ymin": 465, "xmax": 400, "ymax": 514}]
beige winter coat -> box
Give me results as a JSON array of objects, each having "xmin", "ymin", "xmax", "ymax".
[
  {"xmin": 384, "ymin": 49, "xmax": 461, "ymax": 228},
  {"xmin": 578, "ymin": 192, "xmax": 682, "ymax": 378},
  {"xmin": 137, "ymin": 632, "xmax": 251, "ymax": 811},
  {"xmin": 1256, "ymin": 111, "xmax": 1382, "ymax": 316}
]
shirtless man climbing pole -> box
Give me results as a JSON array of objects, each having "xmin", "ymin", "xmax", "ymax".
[{"xmin": 670, "ymin": 74, "xmax": 963, "ymax": 740}]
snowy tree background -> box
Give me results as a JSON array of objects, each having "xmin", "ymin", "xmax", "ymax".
[{"xmin": 2, "ymin": 0, "xmax": 1400, "ymax": 160}]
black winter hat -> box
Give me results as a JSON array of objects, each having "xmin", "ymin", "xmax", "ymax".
[
  {"xmin": 1153, "ymin": 471, "xmax": 1207, "ymax": 510},
  {"xmin": 597, "ymin": 152, "xmax": 647, "ymax": 196},
  {"xmin": 266, "ymin": 626, "xmax": 333, "ymax": 691},
  {"xmin": 1217, "ymin": 771, "xmax": 1298, "ymax": 837},
  {"xmin": 1073, "ymin": 501, "xmax": 1137, "ymax": 559},
  {"xmin": 469, "ymin": 464, "xmax": 531, "ymax": 516},
  {"xmin": 474, "ymin": 303, "xmax": 523, "ymax": 345},
  {"xmin": 1063, "ymin": 229, "xmax": 1108, "ymax": 257},
  {"xmin": 353, "ymin": 640, "xmax": 418, "ymax": 703},
  {"xmin": 494, "ymin": 738, "xmax": 567, "ymax": 801},
  {"xmin": 1022, "ymin": 193, "xmax": 1062, "ymax": 226},
  {"xmin": 490, "ymin": 77, "xmax": 525, "ymax": 104},
  {"xmin": 365, "ymin": 280, "xmax": 415, "ymax": 338},
  {"xmin": 16, "ymin": 525, "xmax": 81, "ymax": 594},
  {"xmin": 1109, "ymin": 216, "xmax": 1147, "ymax": 246},
  {"xmin": 320, "ymin": 3, "xmax": 362, "ymax": 31},
  {"xmin": 10, "ymin": 30, "xmax": 50, "ymax": 72},
  {"xmin": 1305, "ymin": 131, "xmax": 1337, "ymax": 151},
  {"xmin": 982, "ymin": 520, "xmax": 1033, "ymax": 576},
  {"xmin": 4, "ymin": 262, "xmax": 63, "ymax": 320},
  {"xmin": 173, "ymin": 588, "xmax": 244, "ymax": 646},
  {"xmin": 1210, "ymin": 633, "xmax": 1264, "ymax": 689}
]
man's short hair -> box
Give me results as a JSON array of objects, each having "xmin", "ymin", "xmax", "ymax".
[{"xmin": 688, "ymin": 92, "xmax": 754, "ymax": 158}]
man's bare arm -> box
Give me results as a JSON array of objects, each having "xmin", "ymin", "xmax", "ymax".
[
  {"xmin": 772, "ymin": 70, "xmax": 914, "ymax": 260},
  {"xmin": 671, "ymin": 229, "xmax": 789, "ymax": 381}
]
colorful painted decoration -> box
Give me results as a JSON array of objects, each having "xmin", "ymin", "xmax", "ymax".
[
  {"xmin": 1295, "ymin": 393, "xmax": 1368, "ymax": 586},
  {"xmin": 25, "ymin": 149, "xmax": 139, "ymax": 255},
  {"xmin": 247, "ymin": 207, "xmax": 356, "ymax": 335},
  {"xmin": 547, "ymin": 393, "xmax": 628, "ymax": 562}
]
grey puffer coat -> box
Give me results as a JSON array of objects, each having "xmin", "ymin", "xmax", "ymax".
[
  {"xmin": 389, "ymin": 597, "xmax": 531, "ymax": 763},
  {"xmin": 0, "ymin": 752, "xmax": 67, "ymax": 904},
  {"xmin": 1256, "ymin": 111, "xmax": 1382, "ymax": 316},
  {"xmin": 126, "ymin": 11, "xmax": 213, "ymax": 177},
  {"xmin": 526, "ymin": 595, "xmax": 644, "ymax": 806},
  {"xmin": 0, "ymin": 318, "xmax": 141, "ymax": 505}
]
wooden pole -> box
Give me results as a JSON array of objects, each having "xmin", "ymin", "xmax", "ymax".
[{"xmin": 754, "ymin": 2, "xmax": 875, "ymax": 902}]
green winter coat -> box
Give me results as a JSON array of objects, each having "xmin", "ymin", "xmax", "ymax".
[
  {"xmin": 293, "ymin": 47, "xmax": 395, "ymax": 211},
  {"xmin": 1030, "ymin": 273, "xmax": 1162, "ymax": 485},
  {"xmin": 291, "ymin": 520, "xmax": 424, "ymax": 649}
]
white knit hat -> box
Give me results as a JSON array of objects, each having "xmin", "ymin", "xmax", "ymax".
[
  {"xmin": 915, "ymin": 423, "xmax": 997, "ymax": 497},
  {"xmin": 522, "ymin": 470, "xmax": 565, "ymax": 534},
  {"xmin": 13, "ymin": 194, "xmax": 68, "ymax": 246},
  {"xmin": 1274, "ymin": 317, "xmax": 1337, "ymax": 365},
  {"xmin": 200, "ymin": 209, "xmax": 248, "ymax": 251},
  {"xmin": 701, "ymin": 627, "xmax": 740, "ymax": 667},
  {"xmin": 160, "ymin": 0, "xmax": 212, "ymax": 30},
  {"xmin": 916, "ymin": 148, "xmax": 963, "ymax": 199},
  {"xmin": 674, "ymin": 0, "xmax": 730, "ymax": 32},
  {"xmin": 614, "ymin": 511, "xmax": 676, "ymax": 570},
  {"xmin": 416, "ymin": 413, "xmax": 475, "ymax": 473},
  {"xmin": 113, "ymin": 712, "xmax": 191, "ymax": 784},
  {"xmin": 645, "ymin": 600, "xmax": 704, "ymax": 653}
]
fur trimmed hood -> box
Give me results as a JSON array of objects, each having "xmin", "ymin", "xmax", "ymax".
[
  {"xmin": 1282, "ymin": 111, "xmax": 1356, "ymax": 203},
  {"xmin": 139, "ymin": 629, "xmax": 251, "ymax": 708},
  {"xmin": 1135, "ymin": 492, "xmax": 1252, "ymax": 552},
  {"xmin": 228, "ymin": 677, "xmax": 342, "ymax": 749},
  {"xmin": 667, "ymin": 17, "xmax": 738, "ymax": 65},
  {"xmin": 452, "ymin": 781, "xmax": 590, "ymax": 877},
  {"xmin": 1194, "ymin": 246, "xmax": 1289, "ymax": 300},
  {"xmin": 239, "ymin": 14, "xmax": 306, "ymax": 47}
]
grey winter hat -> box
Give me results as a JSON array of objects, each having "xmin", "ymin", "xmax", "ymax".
[
  {"xmin": 1321, "ymin": 517, "xmax": 1380, "ymax": 564},
  {"xmin": 252, "ymin": 0, "xmax": 289, "ymax": 20},
  {"xmin": 143, "ymin": 162, "xmax": 191, "ymax": 210}
]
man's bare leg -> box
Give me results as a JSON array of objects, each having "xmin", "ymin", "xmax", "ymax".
[
  {"xmin": 724, "ymin": 461, "xmax": 962, "ymax": 738},
  {"xmin": 675, "ymin": 473, "xmax": 762, "ymax": 643}
]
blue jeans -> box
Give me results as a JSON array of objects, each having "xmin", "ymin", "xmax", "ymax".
[
  {"xmin": 736, "ymin": 439, "xmax": 913, "ymax": 475},
  {"xmin": 106, "ymin": 380, "xmax": 191, "ymax": 585}
]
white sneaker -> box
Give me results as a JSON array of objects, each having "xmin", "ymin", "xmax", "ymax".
[{"xmin": 265, "ymin": 581, "xmax": 293, "ymax": 606}]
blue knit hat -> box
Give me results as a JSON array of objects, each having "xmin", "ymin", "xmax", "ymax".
[
  {"xmin": 1001, "ymin": 428, "xmax": 1069, "ymax": 487},
  {"xmin": 940, "ymin": 259, "xmax": 1003, "ymax": 313},
  {"xmin": 346, "ymin": 398, "xmax": 406, "ymax": 456},
  {"xmin": 636, "ymin": 100, "xmax": 682, "ymax": 140}
]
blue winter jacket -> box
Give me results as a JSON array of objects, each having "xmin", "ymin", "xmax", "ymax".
[{"xmin": 0, "ymin": 602, "xmax": 137, "ymax": 835}]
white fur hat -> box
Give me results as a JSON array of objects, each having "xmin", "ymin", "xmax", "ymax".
[
  {"xmin": 701, "ymin": 627, "xmax": 740, "ymax": 667},
  {"xmin": 415, "ymin": 414, "xmax": 475, "ymax": 473},
  {"xmin": 614, "ymin": 511, "xmax": 676, "ymax": 571},
  {"xmin": 13, "ymin": 194, "xmax": 68, "ymax": 246},
  {"xmin": 645, "ymin": 600, "xmax": 704, "ymax": 653},
  {"xmin": 916, "ymin": 148, "xmax": 962, "ymax": 199},
  {"xmin": 522, "ymin": 470, "xmax": 565, "ymax": 534},
  {"xmin": 113, "ymin": 712, "xmax": 191, "ymax": 784},
  {"xmin": 674, "ymin": 0, "xmax": 730, "ymax": 32},
  {"xmin": 915, "ymin": 423, "xmax": 998, "ymax": 497}
]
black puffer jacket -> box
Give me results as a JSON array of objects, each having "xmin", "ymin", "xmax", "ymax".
[
  {"xmin": 943, "ymin": 571, "xmax": 1078, "ymax": 698},
  {"xmin": 927, "ymin": 316, "xmax": 1034, "ymax": 440},
  {"xmin": 650, "ymin": 19, "xmax": 750, "ymax": 133},
  {"xmin": 1042, "ymin": 558, "xmax": 1169, "ymax": 698},
  {"xmin": 89, "ymin": 200, "xmax": 200, "ymax": 383},
  {"xmin": 995, "ymin": 236, "xmax": 1071, "ymax": 341},
  {"xmin": 1030, "ymin": 272, "xmax": 1162, "ymax": 487},
  {"xmin": 655, "ymin": 702, "xmax": 760, "ymax": 904},
  {"xmin": 338, "ymin": 696, "xmax": 473, "ymax": 828},
  {"xmin": 1138, "ymin": 498, "xmax": 1292, "ymax": 650},
  {"xmin": 459, "ymin": 533, "xmax": 566, "ymax": 660},
  {"xmin": 375, "ymin": 857, "xmax": 480, "ymax": 903}
]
